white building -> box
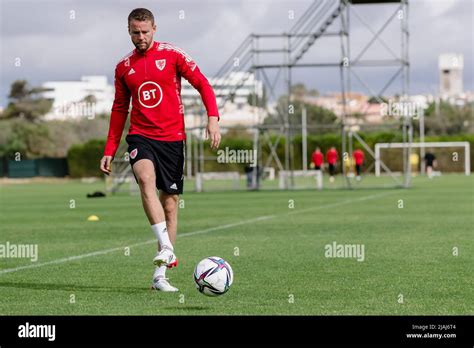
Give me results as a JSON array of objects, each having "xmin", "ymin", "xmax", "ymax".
[
  {"xmin": 182, "ymin": 72, "xmax": 263, "ymax": 108},
  {"xmin": 42, "ymin": 75, "xmax": 114, "ymax": 120},
  {"xmin": 439, "ymin": 53, "xmax": 463, "ymax": 98},
  {"xmin": 41, "ymin": 72, "xmax": 266, "ymax": 126},
  {"xmin": 182, "ymin": 71, "xmax": 266, "ymax": 129}
]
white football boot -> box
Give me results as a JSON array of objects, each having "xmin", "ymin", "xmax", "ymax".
[
  {"xmin": 151, "ymin": 277, "xmax": 179, "ymax": 292},
  {"xmin": 153, "ymin": 246, "xmax": 178, "ymax": 268}
]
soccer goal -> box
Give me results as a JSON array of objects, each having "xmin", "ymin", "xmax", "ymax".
[
  {"xmin": 279, "ymin": 170, "xmax": 323, "ymax": 190},
  {"xmin": 375, "ymin": 142, "xmax": 471, "ymax": 176},
  {"xmin": 195, "ymin": 171, "xmax": 241, "ymax": 192},
  {"xmin": 105, "ymin": 158, "xmax": 139, "ymax": 195}
]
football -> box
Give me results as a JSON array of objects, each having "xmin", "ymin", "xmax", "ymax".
[{"xmin": 193, "ymin": 256, "xmax": 234, "ymax": 296}]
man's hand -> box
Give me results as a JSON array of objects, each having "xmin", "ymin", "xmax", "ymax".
[
  {"xmin": 206, "ymin": 116, "xmax": 221, "ymax": 150},
  {"xmin": 100, "ymin": 156, "xmax": 114, "ymax": 175}
]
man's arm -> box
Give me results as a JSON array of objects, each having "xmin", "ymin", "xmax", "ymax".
[
  {"xmin": 176, "ymin": 50, "xmax": 221, "ymax": 149},
  {"xmin": 100, "ymin": 66, "xmax": 131, "ymax": 175}
]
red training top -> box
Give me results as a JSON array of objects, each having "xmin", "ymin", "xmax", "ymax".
[
  {"xmin": 326, "ymin": 149, "xmax": 338, "ymax": 165},
  {"xmin": 353, "ymin": 149, "xmax": 365, "ymax": 165},
  {"xmin": 312, "ymin": 151, "xmax": 324, "ymax": 167},
  {"xmin": 104, "ymin": 41, "xmax": 219, "ymax": 157}
]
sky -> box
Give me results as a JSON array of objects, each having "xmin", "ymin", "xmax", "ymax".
[{"xmin": 0, "ymin": 0, "xmax": 473, "ymax": 107}]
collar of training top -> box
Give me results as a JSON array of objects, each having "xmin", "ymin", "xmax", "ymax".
[{"xmin": 135, "ymin": 41, "xmax": 158, "ymax": 56}]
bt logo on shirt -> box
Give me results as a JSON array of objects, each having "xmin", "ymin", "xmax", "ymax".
[{"xmin": 138, "ymin": 81, "xmax": 163, "ymax": 108}]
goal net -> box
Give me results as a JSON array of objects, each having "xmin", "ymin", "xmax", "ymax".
[
  {"xmin": 375, "ymin": 141, "xmax": 471, "ymax": 176},
  {"xmin": 279, "ymin": 170, "xmax": 323, "ymax": 190},
  {"xmin": 105, "ymin": 158, "xmax": 139, "ymax": 195},
  {"xmin": 195, "ymin": 171, "xmax": 241, "ymax": 192}
]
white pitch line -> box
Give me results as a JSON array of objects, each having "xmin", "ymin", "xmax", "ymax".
[
  {"xmin": 286, "ymin": 190, "xmax": 396, "ymax": 216},
  {"xmin": 0, "ymin": 215, "xmax": 276, "ymax": 275},
  {"xmin": 0, "ymin": 191, "xmax": 395, "ymax": 275}
]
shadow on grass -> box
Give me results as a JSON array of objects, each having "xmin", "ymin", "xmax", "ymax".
[
  {"xmin": 162, "ymin": 306, "xmax": 210, "ymax": 311},
  {"xmin": 0, "ymin": 281, "xmax": 148, "ymax": 294}
]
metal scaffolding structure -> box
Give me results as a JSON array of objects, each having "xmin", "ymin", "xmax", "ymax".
[
  {"xmin": 186, "ymin": 0, "xmax": 411, "ymax": 191},
  {"xmin": 344, "ymin": 0, "xmax": 411, "ymax": 189}
]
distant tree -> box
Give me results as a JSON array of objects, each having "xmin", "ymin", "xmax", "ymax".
[
  {"xmin": 83, "ymin": 94, "xmax": 97, "ymax": 104},
  {"xmin": 264, "ymin": 96, "xmax": 337, "ymax": 133},
  {"xmin": 351, "ymin": 112, "xmax": 365, "ymax": 119},
  {"xmin": 291, "ymin": 83, "xmax": 308, "ymax": 99},
  {"xmin": 2, "ymin": 80, "xmax": 53, "ymax": 122},
  {"xmin": 421, "ymin": 101, "xmax": 473, "ymax": 135},
  {"xmin": 291, "ymin": 83, "xmax": 319, "ymax": 98},
  {"xmin": 368, "ymin": 96, "xmax": 388, "ymax": 104},
  {"xmin": 0, "ymin": 120, "xmax": 52, "ymax": 158},
  {"xmin": 247, "ymin": 87, "xmax": 268, "ymax": 108}
]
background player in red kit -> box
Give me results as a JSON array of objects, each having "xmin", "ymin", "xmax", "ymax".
[
  {"xmin": 311, "ymin": 147, "xmax": 324, "ymax": 170},
  {"xmin": 100, "ymin": 8, "xmax": 220, "ymax": 292},
  {"xmin": 311, "ymin": 147, "xmax": 324, "ymax": 189},
  {"xmin": 326, "ymin": 147, "xmax": 338, "ymax": 183},
  {"xmin": 352, "ymin": 148, "xmax": 365, "ymax": 181}
]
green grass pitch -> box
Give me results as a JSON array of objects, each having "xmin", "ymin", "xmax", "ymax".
[{"xmin": 0, "ymin": 174, "xmax": 472, "ymax": 315}]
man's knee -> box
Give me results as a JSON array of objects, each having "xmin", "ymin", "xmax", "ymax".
[
  {"xmin": 161, "ymin": 193, "xmax": 179, "ymax": 215},
  {"xmin": 136, "ymin": 172, "xmax": 155, "ymax": 187},
  {"xmin": 133, "ymin": 162, "xmax": 156, "ymax": 188}
]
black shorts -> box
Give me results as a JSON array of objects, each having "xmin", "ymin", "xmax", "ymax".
[{"xmin": 126, "ymin": 134, "xmax": 185, "ymax": 194}]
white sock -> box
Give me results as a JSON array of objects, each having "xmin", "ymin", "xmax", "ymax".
[
  {"xmin": 153, "ymin": 266, "xmax": 166, "ymax": 281},
  {"xmin": 151, "ymin": 221, "xmax": 173, "ymax": 251}
]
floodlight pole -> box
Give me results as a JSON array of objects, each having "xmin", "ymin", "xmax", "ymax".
[
  {"xmin": 401, "ymin": 0, "xmax": 411, "ymax": 188},
  {"xmin": 252, "ymin": 36, "xmax": 259, "ymax": 189},
  {"xmin": 302, "ymin": 106, "xmax": 308, "ymax": 171},
  {"xmin": 340, "ymin": 0, "xmax": 351, "ymax": 189},
  {"xmin": 286, "ymin": 34, "xmax": 294, "ymax": 189},
  {"xmin": 419, "ymin": 109, "xmax": 426, "ymax": 175}
]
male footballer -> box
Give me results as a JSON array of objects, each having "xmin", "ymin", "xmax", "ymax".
[{"xmin": 100, "ymin": 8, "xmax": 221, "ymax": 291}]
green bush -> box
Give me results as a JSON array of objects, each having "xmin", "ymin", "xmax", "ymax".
[{"xmin": 67, "ymin": 139, "xmax": 106, "ymax": 177}]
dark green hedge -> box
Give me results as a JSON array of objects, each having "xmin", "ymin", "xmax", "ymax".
[
  {"xmin": 198, "ymin": 132, "xmax": 472, "ymax": 173},
  {"xmin": 67, "ymin": 139, "xmax": 106, "ymax": 178},
  {"xmin": 66, "ymin": 134, "xmax": 473, "ymax": 177}
]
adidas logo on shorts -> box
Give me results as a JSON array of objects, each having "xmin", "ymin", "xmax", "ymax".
[{"xmin": 169, "ymin": 183, "xmax": 177, "ymax": 190}]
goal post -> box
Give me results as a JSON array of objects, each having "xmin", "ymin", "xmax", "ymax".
[
  {"xmin": 279, "ymin": 170, "xmax": 323, "ymax": 190},
  {"xmin": 105, "ymin": 158, "xmax": 139, "ymax": 195},
  {"xmin": 195, "ymin": 171, "xmax": 241, "ymax": 192},
  {"xmin": 375, "ymin": 142, "xmax": 471, "ymax": 176}
]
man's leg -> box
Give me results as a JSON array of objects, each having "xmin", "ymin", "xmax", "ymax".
[
  {"xmin": 133, "ymin": 159, "xmax": 165, "ymax": 228},
  {"xmin": 159, "ymin": 192, "xmax": 179, "ymax": 245},
  {"xmin": 132, "ymin": 159, "xmax": 177, "ymax": 264},
  {"xmin": 132, "ymin": 159, "xmax": 178, "ymax": 292},
  {"xmin": 329, "ymin": 164, "xmax": 335, "ymax": 182},
  {"xmin": 427, "ymin": 165, "xmax": 433, "ymax": 178}
]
